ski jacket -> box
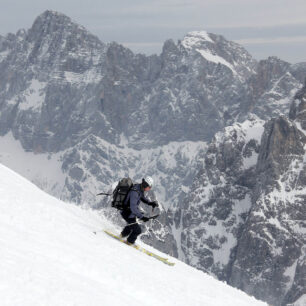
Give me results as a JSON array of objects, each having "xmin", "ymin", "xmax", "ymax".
[{"xmin": 124, "ymin": 184, "xmax": 150, "ymax": 219}]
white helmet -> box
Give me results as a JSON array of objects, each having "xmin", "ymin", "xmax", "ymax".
[{"xmin": 144, "ymin": 176, "xmax": 154, "ymax": 188}]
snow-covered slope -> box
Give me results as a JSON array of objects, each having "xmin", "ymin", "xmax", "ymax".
[
  {"xmin": 0, "ymin": 132, "xmax": 66, "ymax": 195},
  {"xmin": 0, "ymin": 163, "xmax": 266, "ymax": 306}
]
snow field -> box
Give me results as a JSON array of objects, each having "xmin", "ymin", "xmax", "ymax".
[{"xmin": 0, "ymin": 164, "xmax": 266, "ymax": 306}]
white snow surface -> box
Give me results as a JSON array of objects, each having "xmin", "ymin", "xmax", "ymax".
[
  {"xmin": 181, "ymin": 31, "xmax": 213, "ymax": 49},
  {"xmin": 214, "ymin": 117, "xmax": 265, "ymax": 170},
  {"xmin": 196, "ymin": 48, "xmax": 237, "ymax": 76},
  {"xmin": 0, "ymin": 50, "xmax": 10, "ymax": 62},
  {"xmin": 18, "ymin": 79, "xmax": 46, "ymax": 111},
  {"xmin": 181, "ymin": 31, "xmax": 241, "ymax": 77},
  {"xmin": 0, "ymin": 132, "xmax": 66, "ymax": 196},
  {"xmin": 293, "ymin": 295, "xmax": 306, "ymax": 306},
  {"xmin": 0, "ymin": 164, "xmax": 266, "ymax": 306}
]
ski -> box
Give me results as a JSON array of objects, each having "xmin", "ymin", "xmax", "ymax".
[{"xmin": 103, "ymin": 230, "xmax": 175, "ymax": 266}]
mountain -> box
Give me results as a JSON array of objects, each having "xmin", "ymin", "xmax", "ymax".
[
  {"xmin": 0, "ymin": 10, "xmax": 305, "ymax": 305},
  {"xmin": 0, "ymin": 163, "xmax": 267, "ymax": 306},
  {"xmin": 175, "ymin": 83, "xmax": 306, "ymax": 305},
  {"xmin": 0, "ymin": 10, "xmax": 304, "ymax": 211}
]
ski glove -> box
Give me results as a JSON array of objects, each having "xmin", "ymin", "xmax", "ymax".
[
  {"xmin": 148, "ymin": 201, "xmax": 159, "ymax": 208},
  {"xmin": 141, "ymin": 216, "xmax": 150, "ymax": 222}
]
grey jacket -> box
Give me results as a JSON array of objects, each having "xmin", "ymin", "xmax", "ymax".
[{"xmin": 124, "ymin": 184, "xmax": 150, "ymax": 218}]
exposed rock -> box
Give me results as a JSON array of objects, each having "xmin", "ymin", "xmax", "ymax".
[
  {"xmin": 178, "ymin": 101, "xmax": 305, "ymax": 305},
  {"xmin": 229, "ymin": 115, "xmax": 305, "ymax": 306}
]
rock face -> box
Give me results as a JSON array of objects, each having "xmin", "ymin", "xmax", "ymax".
[
  {"xmin": 0, "ymin": 11, "xmax": 303, "ymax": 202},
  {"xmin": 1, "ymin": 12, "xmax": 304, "ymax": 154},
  {"xmin": 244, "ymin": 57, "xmax": 301, "ymax": 119},
  {"xmin": 229, "ymin": 116, "xmax": 305, "ymax": 306},
  {"xmin": 290, "ymin": 78, "xmax": 306, "ymax": 130},
  {"xmin": 177, "ymin": 85, "xmax": 306, "ymax": 305},
  {"xmin": 178, "ymin": 117, "xmax": 265, "ymax": 279},
  {"xmin": 0, "ymin": 11, "xmax": 306, "ymax": 305}
]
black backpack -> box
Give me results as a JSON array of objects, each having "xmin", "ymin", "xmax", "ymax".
[{"xmin": 111, "ymin": 177, "xmax": 134, "ymax": 210}]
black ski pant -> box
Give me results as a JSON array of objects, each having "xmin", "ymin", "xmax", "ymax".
[{"xmin": 120, "ymin": 210, "xmax": 142, "ymax": 244}]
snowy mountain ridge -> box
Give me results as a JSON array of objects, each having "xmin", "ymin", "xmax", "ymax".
[
  {"xmin": 180, "ymin": 30, "xmax": 253, "ymax": 80},
  {"xmin": 0, "ymin": 163, "xmax": 267, "ymax": 306},
  {"xmin": 0, "ymin": 9, "xmax": 304, "ymax": 210}
]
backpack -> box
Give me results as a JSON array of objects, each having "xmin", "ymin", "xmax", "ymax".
[{"xmin": 111, "ymin": 177, "xmax": 134, "ymax": 210}]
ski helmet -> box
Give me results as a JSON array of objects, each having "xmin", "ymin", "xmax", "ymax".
[{"xmin": 143, "ymin": 176, "xmax": 154, "ymax": 188}]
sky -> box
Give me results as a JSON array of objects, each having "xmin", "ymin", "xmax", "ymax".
[{"xmin": 0, "ymin": 0, "xmax": 306, "ymax": 63}]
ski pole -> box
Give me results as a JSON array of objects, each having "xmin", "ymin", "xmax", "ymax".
[
  {"xmin": 128, "ymin": 214, "xmax": 160, "ymax": 226},
  {"xmin": 96, "ymin": 192, "xmax": 112, "ymax": 196},
  {"xmin": 148, "ymin": 214, "xmax": 160, "ymax": 220}
]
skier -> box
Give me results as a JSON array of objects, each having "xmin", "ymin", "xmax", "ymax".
[{"xmin": 120, "ymin": 176, "xmax": 158, "ymax": 245}]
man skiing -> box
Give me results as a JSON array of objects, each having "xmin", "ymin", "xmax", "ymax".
[{"xmin": 120, "ymin": 176, "xmax": 158, "ymax": 245}]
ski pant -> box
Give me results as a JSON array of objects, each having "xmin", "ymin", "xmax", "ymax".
[{"xmin": 120, "ymin": 210, "xmax": 142, "ymax": 244}]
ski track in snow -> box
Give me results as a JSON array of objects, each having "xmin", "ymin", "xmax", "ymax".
[{"xmin": 0, "ymin": 164, "xmax": 266, "ymax": 306}]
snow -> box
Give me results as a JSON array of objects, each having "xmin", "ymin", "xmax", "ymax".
[
  {"xmin": 200, "ymin": 194, "xmax": 252, "ymax": 267},
  {"xmin": 0, "ymin": 50, "xmax": 9, "ymax": 62},
  {"xmin": 181, "ymin": 31, "xmax": 213, "ymax": 50},
  {"xmin": 19, "ymin": 79, "xmax": 46, "ymax": 111},
  {"xmin": 0, "ymin": 164, "xmax": 267, "ymax": 306},
  {"xmin": 293, "ymin": 295, "xmax": 306, "ymax": 306},
  {"xmin": 214, "ymin": 117, "xmax": 265, "ymax": 171},
  {"xmin": 64, "ymin": 70, "xmax": 102, "ymax": 84},
  {"xmin": 205, "ymin": 219, "xmax": 236, "ymax": 265},
  {"xmin": 295, "ymin": 121, "xmax": 306, "ymax": 136},
  {"xmin": 270, "ymin": 157, "xmax": 306, "ymax": 213},
  {"xmin": 235, "ymin": 118, "xmax": 264, "ymax": 170},
  {"xmin": 0, "ymin": 132, "xmax": 66, "ymax": 197},
  {"xmin": 283, "ymin": 260, "xmax": 298, "ymax": 291},
  {"xmin": 239, "ymin": 118, "xmax": 265, "ymax": 143},
  {"xmin": 215, "ymin": 118, "xmax": 260, "ymax": 145},
  {"xmin": 243, "ymin": 152, "xmax": 258, "ymax": 169},
  {"xmin": 196, "ymin": 49, "xmax": 238, "ymax": 76}
]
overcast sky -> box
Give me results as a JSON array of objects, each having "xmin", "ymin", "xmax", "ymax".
[{"xmin": 1, "ymin": 0, "xmax": 306, "ymax": 63}]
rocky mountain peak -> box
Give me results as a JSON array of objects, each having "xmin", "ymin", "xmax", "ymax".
[
  {"xmin": 0, "ymin": 35, "xmax": 5, "ymax": 54},
  {"xmin": 250, "ymin": 56, "xmax": 292, "ymax": 97},
  {"xmin": 25, "ymin": 10, "xmax": 104, "ymax": 68},
  {"xmin": 257, "ymin": 56, "xmax": 291, "ymax": 80},
  {"xmin": 28, "ymin": 10, "xmax": 74, "ymax": 41},
  {"xmin": 289, "ymin": 80, "xmax": 306, "ymax": 132},
  {"xmin": 256, "ymin": 116, "xmax": 304, "ymax": 183},
  {"xmin": 28, "ymin": 10, "xmax": 85, "ymax": 37},
  {"xmin": 180, "ymin": 31, "xmax": 214, "ymax": 50},
  {"xmin": 161, "ymin": 39, "xmax": 179, "ymax": 57},
  {"xmin": 245, "ymin": 56, "xmax": 303, "ymax": 121},
  {"xmin": 179, "ymin": 30, "xmax": 256, "ymax": 81}
]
